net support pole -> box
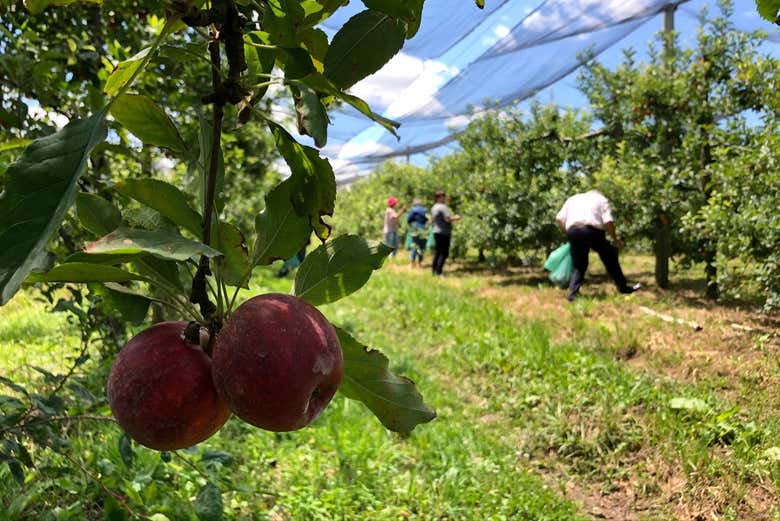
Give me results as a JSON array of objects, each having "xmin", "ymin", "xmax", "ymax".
[{"xmin": 654, "ymin": 3, "xmax": 676, "ymax": 289}]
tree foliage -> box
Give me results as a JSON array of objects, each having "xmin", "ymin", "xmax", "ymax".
[{"xmin": 0, "ymin": 0, "xmax": 446, "ymax": 517}]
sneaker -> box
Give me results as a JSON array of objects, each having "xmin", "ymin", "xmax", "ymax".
[{"xmin": 620, "ymin": 283, "xmax": 641, "ymax": 294}]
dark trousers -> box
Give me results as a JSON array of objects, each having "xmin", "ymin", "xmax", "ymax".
[
  {"xmin": 567, "ymin": 226, "xmax": 628, "ymax": 298},
  {"xmin": 432, "ymin": 233, "xmax": 451, "ymax": 275}
]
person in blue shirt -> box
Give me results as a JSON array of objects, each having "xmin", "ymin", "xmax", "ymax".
[{"xmin": 406, "ymin": 198, "xmax": 428, "ymax": 268}]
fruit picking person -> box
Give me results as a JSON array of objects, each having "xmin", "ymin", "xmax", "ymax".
[
  {"xmin": 406, "ymin": 198, "xmax": 428, "ymax": 267},
  {"xmin": 383, "ymin": 197, "xmax": 406, "ymax": 257},
  {"xmin": 555, "ymin": 190, "xmax": 640, "ymax": 301},
  {"xmin": 430, "ymin": 190, "xmax": 460, "ymax": 276}
]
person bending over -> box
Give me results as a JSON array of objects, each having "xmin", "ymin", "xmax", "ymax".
[{"xmin": 555, "ymin": 190, "xmax": 640, "ymax": 301}]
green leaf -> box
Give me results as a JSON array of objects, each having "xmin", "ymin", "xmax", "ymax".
[
  {"xmin": 263, "ymin": 0, "xmax": 305, "ymax": 46},
  {"xmin": 201, "ymin": 450, "xmax": 233, "ymax": 466},
  {"xmin": 0, "ymin": 139, "xmax": 33, "ymax": 154},
  {"xmin": 104, "ymin": 47, "xmax": 151, "ymax": 96},
  {"xmin": 269, "ymin": 122, "xmax": 336, "ymax": 240},
  {"xmin": 0, "ymin": 376, "xmax": 28, "ymax": 396},
  {"xmin": 405, "ymin": 0, "xmax": 424, "ymax": 38},
  {"xmin": 194, "ymin": 482, "xmax": 223, "ymax": 521},
  {"xmin": 299, "ymin": 28, "xmax": 329, "ymax": 71},
  {"xmin": 0, "ymin": 112, "xmax": 107, "ymax": 305},
  {"xmin": 132, "ymin": 256, "xmax": 187, "ymax": 295},
  {"xmin": 279, "ymin": 47, "xmax": 316, "ymax": 80},
  {"xmin": 361, "ymin": 0, "xmax": 415, "ymax": 20},
  {"xmin": 158, "ymin": 42, "xmax": 209, "ymax": 64},
  {"xmin": 198, "ymin": 112, "xmax": 225, "ymax": 213},
  {"xmin": 300, "ymin": 73, "xmax": 400, "ymax": 137},
  {"xmin": 244, "ymin": 32, "xmax": 277, "ymax": 101},
  {"xmin": 213, "ymin": 221, "xmax": 250, "ymax": 288},
  {"xmin": 64, "ymin": 252, "xmax": 139, "ymax": 265},
  {"xmin": 124, "ymin": 207, "xmax": 178, "ymax": 232},
  {"xmin": 324, "ymin": 10, "xmax": 406, "ymax": 89},
  {"xmin": 85, "ymin": 228, "xmax": 222, "ymax": 261},
  {"xmin": 25, "ymin": 263, "xmax": 144, "ymax": 283},
  {"xmin": 115, "ymin": 179, "xmax": 202, "ymax": 237},
  {"xmin": 110, "ymin": 94, "xmax": 186, "ymax": 153},
  {"xmin": 24, "ymin": 0, "xmax": 101, "ymax": 15},
  {"xmin": 7, "ymin": 460, "xmax": 24, "ymax": 486},
  {"xmin": 118, "ymin": 433, "xmax": 133, "ymax": 468},
  {"xmin": 335, "ymin": 327, "xmax": 436, "ymax": 434},
  {"xmin": 76, "ymin": 193, "xmax": 122, "ymax": 236},
  {"xmin": 253, "ymin": 179, "xmax": 311, "ymax": 266},
  {"xmin": 292, "ymin": 85, "xmax": 329, "ymax": 148},
  {"xmin": 92, "ymin": 283, "xmax": 151, "ymax": 324},
  {"xmin": 294, "ymin": 235, "xmax": 390, "ymax": 305},
  {"xmin": 475, "ymin": 0, "xmax": 485, "ymax": 8},
  {"xmin": 302, "ymin": 0, "xmax": 349, "ymax": 27},
  {"xmin": 757, "ymin": 0, "xmax": 780, "ymax": 22}
]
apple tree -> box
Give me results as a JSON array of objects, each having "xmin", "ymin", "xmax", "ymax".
[{"xmin": 0, "ymin": 0, "xmax": 463, "ymax": 512}]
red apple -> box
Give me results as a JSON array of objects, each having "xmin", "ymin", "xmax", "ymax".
[
  {"xmin": 211, "ymin": 293, "xmax": 343, "ymax": 432},
  {"xmin": 107, "ymin": 321, "xmax": 230, "ymax": 450}
]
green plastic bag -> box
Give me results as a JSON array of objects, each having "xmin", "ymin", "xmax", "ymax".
[{"xmin": 544, "ymin": 243, "xmax": 573, "ymax": 288}]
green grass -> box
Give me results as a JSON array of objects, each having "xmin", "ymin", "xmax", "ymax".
[
  {"xmin": 1, "ymin": 262, "xmax": 779, "ymax": 519},
  {"xmin": 0, "ymin": 271, "xmax": 580, "ymax": 520}
]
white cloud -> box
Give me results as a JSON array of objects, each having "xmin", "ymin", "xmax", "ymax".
[
  {"xmin": 27, "ymin": 105, "xmax": 69, "ymax": 129},
  {"xmin": 346, "ymin": 51, "xmax": 458, "ymax": 120},
  {"xmin": 445, "ymin": 114, "xmax": 471, "ymax": 129},
  {"xmin": 494, "ymin": 24, "xmax": 511, "ymax": 39},
  {"xmin": 348, "ymin": 52, "xmax": 427, "ymax": 109}
]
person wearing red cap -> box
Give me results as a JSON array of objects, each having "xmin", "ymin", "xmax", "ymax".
[{"xmin": 383, "ymin": 197, "xmax": 406, "ymax": 256}]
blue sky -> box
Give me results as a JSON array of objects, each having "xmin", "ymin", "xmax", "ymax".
[{"xmin": 320, "ymin": 0, "xmax": 780, "ymax": 181}]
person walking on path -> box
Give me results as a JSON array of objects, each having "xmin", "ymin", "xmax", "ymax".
[
  {"xmin": 555, "ymin": 190, "xmax": 640, "ymax": 301},
  {"xmin": 431, "ymin": 190, "xmax": 460, "ymax": 276},
  {"xmin": 383, "ymin": 197, "xmax": 406, "ymax": 257},
  {"xmin": 406, "ymin": 198, "xmax": 428, "ymax": 267}
]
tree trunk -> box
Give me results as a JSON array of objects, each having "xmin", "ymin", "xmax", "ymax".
[{"xmin": 654, "ymin": 214, "xmax": 671, "ymax": 288}]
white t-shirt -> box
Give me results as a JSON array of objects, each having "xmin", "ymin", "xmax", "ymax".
[{"xmin": 556, "ymin": 191, "xmax": 614, "ymax": 231}]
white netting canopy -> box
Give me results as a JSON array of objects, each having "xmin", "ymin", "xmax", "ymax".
[{"xmin": 316, "ymin": 0, "xmax": 780, "ymax": 184}]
